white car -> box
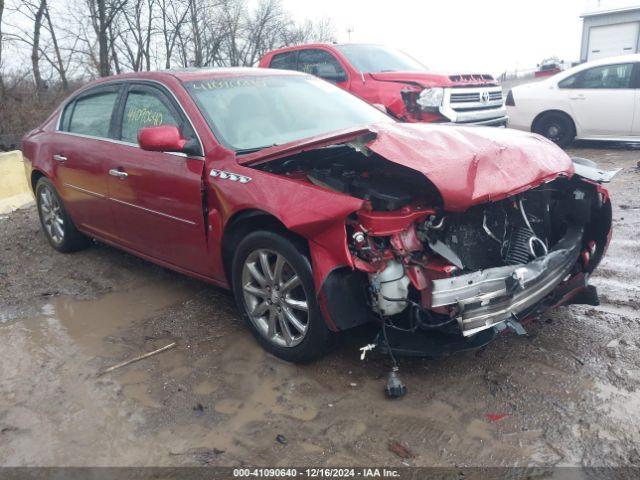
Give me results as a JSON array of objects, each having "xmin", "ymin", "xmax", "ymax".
[{"xmin": 506, "ymin": 54, "xmax": 640, "ymax": 146}]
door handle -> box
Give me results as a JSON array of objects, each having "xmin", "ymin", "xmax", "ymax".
[
  {"xmin": 109, "ymin": 168, "xmax": 128, "ymax": 179},
  {"xmin": 53, "ymin": 154, "xmax": 67, "ymax": 162},
  {"xmin": 569, "ymin": 94, "xmax": 586, "ymax": 100}
]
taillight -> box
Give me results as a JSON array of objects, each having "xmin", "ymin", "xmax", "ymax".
[{"xmin": 506, "ymin": 90, "xmax": 515, "ymax": 106}]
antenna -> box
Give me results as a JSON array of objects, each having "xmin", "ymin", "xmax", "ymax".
[{"xmin": 346, "ymin": 25, "xmax": 355, "ymax": 42}]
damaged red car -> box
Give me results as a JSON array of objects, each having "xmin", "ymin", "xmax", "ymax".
[{"xmin": 22, "ymin": 68, "xmax": 616, "ymax": 364}]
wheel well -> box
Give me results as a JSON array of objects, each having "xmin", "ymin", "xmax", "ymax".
[
  {"xmin": 221, "ymin": 210, "xmax": 308, "ymax": 283},
  {"xmin": 31, "ymin": 170, "xmax": 46, "ymax": 192},
  {"xmin": 531, "ymin": 110, "xmax": 576, "ymax": 136}
]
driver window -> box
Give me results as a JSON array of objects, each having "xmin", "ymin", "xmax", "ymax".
[
  {"xmin": 121, "ymin": 89, "xmax": 180, "ymax": 143},
  {"xmin": 297, "ymin": 49, "xmax": 347, "ymax": 83}
]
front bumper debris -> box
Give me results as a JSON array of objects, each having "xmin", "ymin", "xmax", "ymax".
[{"xmin": 431, "ymin": 227, "xmax": 583, "ymax": 336}]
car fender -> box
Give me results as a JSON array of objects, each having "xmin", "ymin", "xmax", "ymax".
[{"xmin": 207, "ymin": 164, "xmax": 363, "ymax": 292}]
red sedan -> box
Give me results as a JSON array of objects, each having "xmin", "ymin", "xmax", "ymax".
[{"xmin": 22, "ymin": 68, "xmax": 615, "ymax": 363}]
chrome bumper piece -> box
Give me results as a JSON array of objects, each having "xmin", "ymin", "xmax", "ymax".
[{"xmin": 431, "ymin": 228, "xmax": 583, "ymax": 337}]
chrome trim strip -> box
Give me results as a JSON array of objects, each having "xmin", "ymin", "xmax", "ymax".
[
  {"xmin": 210, "ymin": 169, "xmax": 251, "ymax": 183},
  {"xmin": 64, "ymin": 183, "xmax": 106, "ymax": 198},
  {"xmin": 56, "ymin": 78, "xmax": 204, "ymax": 157},
  {"xmin": 54, "ymin": 131, "xmax": 202, "ymax": 159},
  {"xmin": 110, "ymin": 197, "xmax": 197, "ymax": 226}
]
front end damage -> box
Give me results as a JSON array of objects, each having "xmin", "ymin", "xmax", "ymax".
[
  {"xmin": 242, "ymin": 125, "xmax": 615, "ymax": 360},
  {"xmin": 347, "ymin": 171, "xmax": 612, "ymax": 356}
]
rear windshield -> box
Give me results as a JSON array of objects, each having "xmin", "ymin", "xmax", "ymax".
[
  {"xmin": 184, "ymin": 75, "xmax": 392, "ymax": 152},
  {"xmin": 336, "ymin": 45, "xmax": 426, "ymax": 73}
]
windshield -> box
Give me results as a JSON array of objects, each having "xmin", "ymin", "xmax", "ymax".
[
  {"xmin": 336, "ymin": 45, "xmax": 426, "ymax": 73},
  {"xmin": 185, "ymin": 75, "xmax": 392, "ymax": 152}
]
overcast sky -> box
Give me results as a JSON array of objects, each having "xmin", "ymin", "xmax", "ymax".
[{"xmin": 282, "ymin": 0, "xmax": 640, "ymax": 76}]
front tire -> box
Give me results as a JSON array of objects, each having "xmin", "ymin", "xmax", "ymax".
[
  {"xmin": 231, "ymin": 230, "xmax": 333, "ymax": 363},
  {"xmin": 35, "ymin": 177, "xmax": 90, "ymax": 252},
  {"xmin": 533, "ymin": 112, "xmax": 575, "ymax": 147}
]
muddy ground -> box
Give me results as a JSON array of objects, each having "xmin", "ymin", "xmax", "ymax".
[{"xmin": 0, "ymin": 143, "xmax": 639, "ymax": 468}]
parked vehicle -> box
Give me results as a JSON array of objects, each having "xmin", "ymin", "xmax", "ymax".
[
  {"xmin": 23, "ymin": 68, "xmax": 615, "ymax": 364},
  {"xmin": 507, "ymin": 54, "xmax": 640, "ymax": 146},
  {"xmin": 259, "ymin": 43, "xmax": 508, "ymax": 127},
  {"xmin": 534, "ymin": 57, "xmax": 564, "ymax": 78}
]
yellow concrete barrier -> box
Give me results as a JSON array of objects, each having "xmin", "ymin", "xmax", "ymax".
[{"xmin": 0, "ymin": 151, "xmax": 34, "ymax": 214}]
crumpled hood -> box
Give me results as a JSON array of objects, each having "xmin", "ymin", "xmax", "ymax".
[
  {"xmin": 368, "ymin": 123, "xmax": 574, "ymax": 211},
  {"xmin": 238, "ymin": 122, "xmax": 574, "ymax": 212},
  {"xmin": 369, "ymin": 71, "xmax": 498, "ymax": 88}
]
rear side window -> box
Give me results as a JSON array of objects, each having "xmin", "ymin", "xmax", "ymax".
[
  {"xmin": 269, "ymin": 51, "xmax": 297, "ymax": 70},
  {"xmin": 297, "ymin": 49, "xmax": 347, "ymax": 82},
  {"xmin": 120, "ymin": 89, "xmax": 180, "ymax": 143},
  {"xmin": 559, "ymin": 63, "xmax": 634, "ymax": 89},
  {"xmin": 67, "ymin": 91, "xmax": 119, "ymax": 138}
]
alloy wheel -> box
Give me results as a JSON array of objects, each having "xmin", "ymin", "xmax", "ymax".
[
  {"xmin": 39, "ymin": 186, "xmax": 65, "ymax": 245},
  {"xmin": 241, "ymin": 248, "xmax": 309, "ymax": 348}
]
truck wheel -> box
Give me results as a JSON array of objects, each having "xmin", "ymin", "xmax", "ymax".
[
  {"xmin": 231, "ymin": 230, "xmax": 333, "ymax": 363},
  {"xmin": 35, "ymin": 177, "xmax": 90, "ymax": 252},
  {"xmin": 533, "ymin": 112, "xmax": 575, "ymax": 147}
]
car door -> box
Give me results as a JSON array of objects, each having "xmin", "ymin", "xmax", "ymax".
[
  {"xmin": 297, "ymin": 49, "xmax": 349, "ymax": 89},
  {"xmin": 54, "ymin": 85, "xmax": 121, "ymax": 240},
  {"xmin": 631, "ymin": 64, "xmax": 640, "ymax": 136},
  {"xmin": 268, "ymin": 50, "xmax": 299, "ymax": 72},
  {"xmin": 559, "ymin": 62, "xmax": 635, "ymax": 137},
  {"xmin": 106, "ymin": 82, "xmax": 211, "ymax": 276}
]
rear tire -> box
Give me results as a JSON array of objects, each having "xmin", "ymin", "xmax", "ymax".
[
  {"xmin": 231, "ymin": 230, "xmax": 333, "ymax": 363},
  {"xmin": 533, "ymin": 112, "xmax": 575, "ymax": 147},
  {"xmin": 35, "ymin": 177, "xmax": 91, "ymax": 253}
]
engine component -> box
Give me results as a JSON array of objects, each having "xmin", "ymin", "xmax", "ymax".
[
  {"xmin": 385, "ymin": 366, "xmax": 407, "ymax": 399},
  {"xmin": 505, "ymin": 226, "xmax": 534, "ymax": 265},
  {"xmin": 369, "ymin": 260, "xmax": 410, "ymax": 316},
  {"xmin": 427, "ymin": 238, "xmax": 464, "ymax": 269},
  {"xmin": 432, "ymin": 210, "xmax": 503, "ymax": 271},
  {"xmin": 307, "ymin": 166, "xmax": 411, "ymax": 211}
]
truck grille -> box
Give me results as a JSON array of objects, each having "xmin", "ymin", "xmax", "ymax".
[
  {"xmin": 440, "ymin": 86, "xmax": 507, "ymax": 125},
  {"xmin": 450, "ymin": 91, "xmax": 503, "ymax": 103}
]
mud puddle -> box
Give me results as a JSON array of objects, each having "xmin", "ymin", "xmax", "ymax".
[{"xmin": 0, "ymin": 280, "xmax": 197, "ymax": 466}]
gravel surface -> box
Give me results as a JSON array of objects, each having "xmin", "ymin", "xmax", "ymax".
[{"xmin": 0, "ymin": 142, "xmax": 639, "ymax": 467}]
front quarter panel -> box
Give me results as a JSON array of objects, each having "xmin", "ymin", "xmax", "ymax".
[{"xmin": 206, "ymin": 162, "xmax": 364, "ymax": 289}]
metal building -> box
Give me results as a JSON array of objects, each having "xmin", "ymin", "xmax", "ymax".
[{"xmin": 580, "ymin": 6, "xmax": 640, "ymax": 62}]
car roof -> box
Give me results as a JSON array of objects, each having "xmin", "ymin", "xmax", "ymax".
[
  {"xmin": 263, "ymin": 42, "xmax": 387, "ymax": 56},
  {"xmin": 535, "ymin": 53, "xmax": 640, "ymax": 84},
  {"xmin": 564, "ymin": 53, "xmax": 640, "ymax": 75},
  {"xmin": 82, "ymin": 67, "xmax": 306, "ymax": 88},
  {"xmin": 579, "ymin": 53, "xmax": 640, "ymax": 68}
]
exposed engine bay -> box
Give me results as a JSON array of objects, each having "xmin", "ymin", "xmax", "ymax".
[
  {"xmin": 257, "ymin": 144, "xmax": 442, "ymax": 211},
  {"xmin": 254, "ymin": 146, "xmax": 614, "ymax": 354}
]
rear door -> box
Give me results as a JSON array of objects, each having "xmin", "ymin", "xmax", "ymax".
[
  {"xmin": 106, "ymin": 82, "xmax": 210, "ymax": 275},
  {"xmin": 632, "ymin": 64, "xmax": 640, "ymax": 136},
  {"xmin": 559, "ymin": 62, "xmax": 635, "ymax": 137},
  {"xmin": 55, "ymin": 85, "xmax": 121, "ymax": 240},
  {"xmin": 267, "ymin": 50, "xmax": 299, "ymax": 71}
]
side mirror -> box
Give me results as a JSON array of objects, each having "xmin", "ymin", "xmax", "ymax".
[{"xmin": 138, "ymin": 125, "xmax": 200, "ymax": 155}]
